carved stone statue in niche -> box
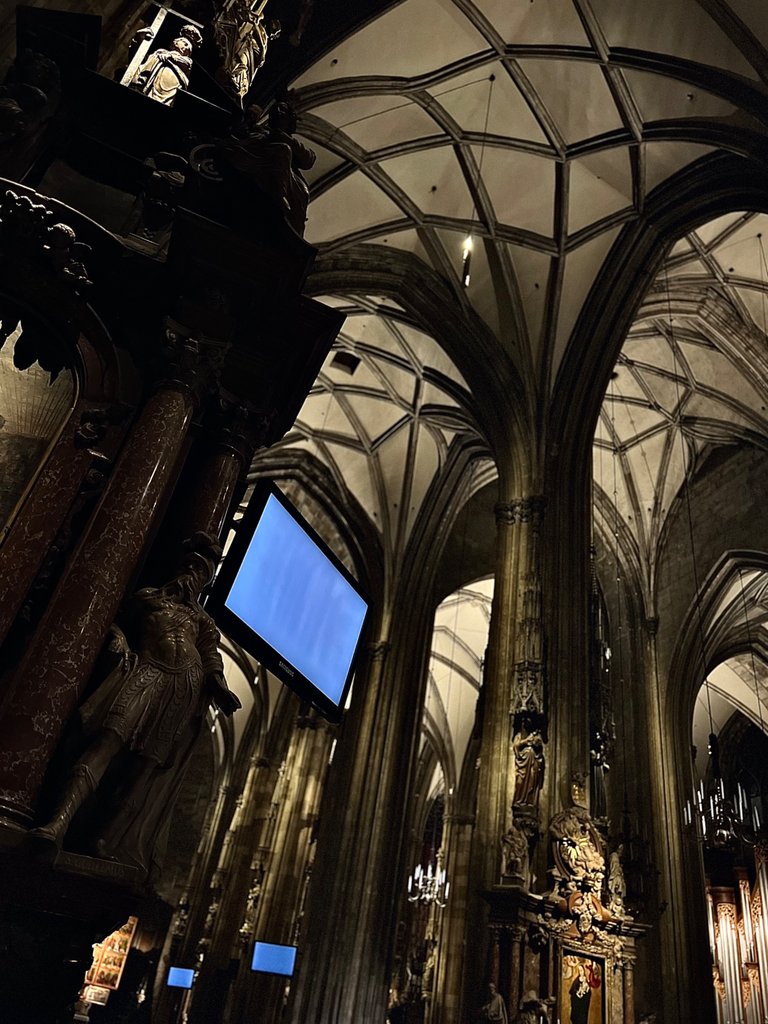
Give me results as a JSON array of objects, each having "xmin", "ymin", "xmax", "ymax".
[
  {"xmin": 480, "ymin": 982, "xmax": 508, "ymax": 1023},
  {"xmin": 501, "ymin": 821, "xmax": 530, "ymax": 887},
  {"xmin": 549, "ymin": 805, "xmax": 605, "ymax": 897},
  {"xmin": 213, "ymin": 0, "xmax": 281, "ymax": 101},
  {"xmin": 129, "ymin": 25, "xmax": 203, "ymax": 105},
  {"xmin": 512, "ymin": 990, "xmax": 550, "ymax": 1024},
  {"xmin": 607, "ymin": 844, "xmax": 627, "ymax": 916},
  {"xmin": 512, "ymin": 715, "xmax": 545, "ymax": 808},
  {"xmin": 216, "ymin": 100, "xmax": 316, "ymax": 235},
  {"xmin": 30, "ymin": 533, "xmax": 241, "ymax": 879}
]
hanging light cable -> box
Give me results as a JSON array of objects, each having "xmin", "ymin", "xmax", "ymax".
[
  {"xmin": 737, "ymin": 567, "xmax": 765, "ymax": 834},
  {"xmin": 461, "ymin": 73, "xmax": 495, "ymax": 288}
]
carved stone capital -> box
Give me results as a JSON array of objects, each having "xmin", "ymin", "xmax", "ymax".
[
  {"xmin": 154, "ymin": 319, "xmax": 229, "ymax": 405},
  {"xmin": 367, "ymin": 640, "xmax": 392, "ymax": 662},
  {"xmin": 203, "ymin": 398, "xmax": 274, "ymax": 458},
  {"xmin": 495, "ymin": 495, "xmax": 546, "ymax": 526},
  {"xmin": 445, "ymin": 812, "xmax": 475, "ymax": 827}
]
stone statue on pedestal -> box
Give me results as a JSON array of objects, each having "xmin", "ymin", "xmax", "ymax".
[
  {"xmin": 213, "ymin": 0, "xmax": 281, "ymax": 101},
  {"xmin": 129, "ymin": 25, "xmax": 203, "ymax": 106},
  {"xmin": 512, "ymin": 716, "xmax": 545, "ymax": 808},
  {"xmin": 30, "ymin": 533, "xmax": 240, "ymax": 879},
  {"xmin": 219, "ymin": 101, "xmax": 316, "ymax": 235},
  {"xmin": 480, "ymin": 982, "xmax": 508, "ymax": 1023},
  {"xmin": 501, "ymin": 821, "xmax": 529, "ymax": 887}
]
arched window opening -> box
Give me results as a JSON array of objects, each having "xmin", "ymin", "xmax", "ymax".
[{"xmin": 0, "ymin": 309, "xmax": 76, "ymax": 537}]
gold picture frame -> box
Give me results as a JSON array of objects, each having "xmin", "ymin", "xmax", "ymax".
[{"xmin": 558, "ymin": 949, "xmax": 606, "ymax": 1024}]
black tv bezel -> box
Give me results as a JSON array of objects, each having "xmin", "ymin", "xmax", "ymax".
[{"xmin": 206, "ymin": 481, "xmax": 369, "ymax": 723}]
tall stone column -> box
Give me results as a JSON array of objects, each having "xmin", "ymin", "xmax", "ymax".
[
  {"xmin": 180, "ymin": 404, "xmax": 268, "ymax": 545},
  {"xmin": 461, "ymin": 496, "xmax": 545, "ymax": 1016},
  {"xmin": 287, "ymin": 595, "xmax": 435, "ymax": 1024},
  {"xmin": 0, "ymin": 367, "xmax": 200, "ymax": 824},
  {"xmin": 431, "ymin": 812, "xmax": 473, "ymax": 1024},
  {"xmin": 642, "ymin": 618, "xmax": 714, "ymax": 1023},
  {"xmin": 623, "ymin": 956, "xmax": 636, "ymax": 1024},
  {"xmin": 542, "ymin": 468, "xmax": 591, "ymax": 822},
  {"xmin": 186, "ymin": 745, "xmax": 285, "ymax": 1023},
  {"xmin": 232, "ymin": 714, "xmax": 333, "ymax": 1022}
]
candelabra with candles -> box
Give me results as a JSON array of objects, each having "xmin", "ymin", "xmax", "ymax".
[
  {"xmin": 407, "ymin": 851, "xmax": 449, "ymax": 907},
  {"xmin": 683, "ymin": 733, "xmax": 762, "ymax": 848}
]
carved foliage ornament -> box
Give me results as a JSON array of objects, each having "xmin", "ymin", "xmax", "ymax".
[
  {"xmin": 0, "ymin": 190, "xmax": 91, "ymax": 294},
  {"xmin": 494, "ymin": 496, "xmax": 546, "ymax": 526}
]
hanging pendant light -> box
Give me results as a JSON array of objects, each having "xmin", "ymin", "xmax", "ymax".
[{"xmin": 461, "ymin": 235, "xmax": 473, "ymax": 287}]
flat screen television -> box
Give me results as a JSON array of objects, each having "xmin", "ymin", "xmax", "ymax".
[
  {"xmin": 167, "ymin": 967, "xmax": 195, "ymax": 989},
  {"xmin": 251, "ymin": 941, "xmax": 297, "ymax": 976},
  {"xmin": 207, "ymin": 482, "xmax": 370, "ymax": 722}
]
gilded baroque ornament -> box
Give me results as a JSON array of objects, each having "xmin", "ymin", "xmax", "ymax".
[
  {"xmin": 716, "ymin": 901, "xmax": 737, "ymax": 924},
  {"xmin": 548, "ymin": 805, "xmax": 606, "ymax": 898}
]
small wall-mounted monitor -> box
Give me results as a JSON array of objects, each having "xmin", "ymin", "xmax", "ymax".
[
  {"xmin": 207, "ymin": 483, "xmax": 370, "ymax": 722},
  {"xmin": 167, "ymin": 966, "xmax": 195, "ymax": 989},
  {"xmin": 251, "ymin": 942, "xmax": 297, "ymax": 977}
]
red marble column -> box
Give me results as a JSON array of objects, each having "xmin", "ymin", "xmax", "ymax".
[
  {"xmin": 191, "ymin": 445, "xmax": 242, "ymax": 541},
  {"xmin": 0, "ymin": 384, "xmax": 195, "ymax": 824},
  {"xmin": 163, "ymin": 406, "xmax": 264, "ymax": 557},
  {"xmin": 0, "ymin": 400, "xmax": 117, "ymax": 652}
]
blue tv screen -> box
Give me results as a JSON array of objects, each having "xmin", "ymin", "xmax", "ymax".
[
  {"xmin": 167, "ymin": 966, "xmax": 195, "ymax": 989},
  {"xmin": 251, "ymin": 941, "xmax": 297, "ymax": 976},
  {"xmin": 207, "ymin": 483, "xmax": 369, "ymax": 721}
]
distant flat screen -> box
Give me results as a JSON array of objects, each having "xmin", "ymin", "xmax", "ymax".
[
  {"xmin": 251, "ymin": 942, "xmax": 297, "ymax": 976},
  {"xmin": 167, "ymin": 967, "xmax": 195, "ymax": 989},
  {"xmin": 207, "ymin": 483, "xmax": 369, "ymax": 721}
]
